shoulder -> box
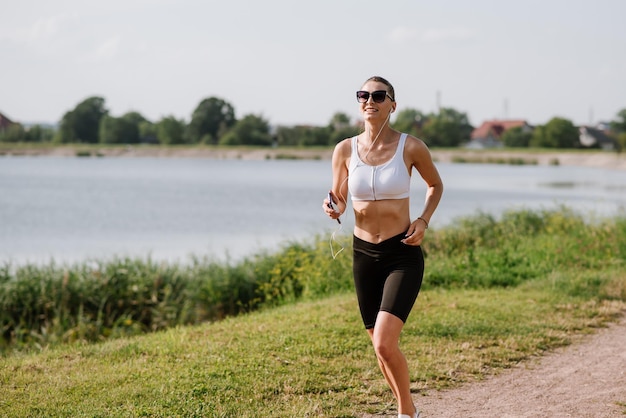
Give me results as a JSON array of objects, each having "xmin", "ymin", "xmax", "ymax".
[
  {"xmin": 402, "ymin": 134, "xmax": 433, "ymax": 165},
  {"xmin": 403, "ymin": 134, "xmax": 429, "ymax": 154},
  {"xmin": 332, "ymin": 136, "xmax": 354, "ymax": 158}
]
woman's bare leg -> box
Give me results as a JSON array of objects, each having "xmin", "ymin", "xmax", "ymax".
[{"xmin": 367, "ymin": 311, "xmax": 415, "ymax": 416}]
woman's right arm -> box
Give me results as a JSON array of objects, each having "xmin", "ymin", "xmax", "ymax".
[{"xmin": 323, "ymin": 139, "xmax": 350, "ymax": 219}]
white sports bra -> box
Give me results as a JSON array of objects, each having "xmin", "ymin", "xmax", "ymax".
[{"xmin": 348, "ymin": 133, "xmax": 411, "ymax": 201}]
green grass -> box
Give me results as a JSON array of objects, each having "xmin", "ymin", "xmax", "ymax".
[
  {"xmin": 1, "ymin": 207, "xmax": 625, "ymax": 416},
  {"xmin": 2, "ymin": 207, "xmax": 625, "ymax": 352},
  {"xmin": 1, "ymin": 283, "xmax": 624, "ymax": 417}
]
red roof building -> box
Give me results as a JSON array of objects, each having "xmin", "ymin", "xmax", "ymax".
[
  {"xmin": 0, "ymin": 112, "xmax": 17, "ymax": 131},
  {"xmin": 467, "ymin": 119, "xmax": 532, "ymax": 148}
]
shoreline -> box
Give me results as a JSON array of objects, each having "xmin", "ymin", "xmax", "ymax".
[{"xmin": 1, "ymin": 145, "xmax": 625, "ymax": 170}]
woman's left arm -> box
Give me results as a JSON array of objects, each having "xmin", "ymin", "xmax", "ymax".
[{"xmin": 402, "ymin": 136, "xmax": 443, "ymax": 245}]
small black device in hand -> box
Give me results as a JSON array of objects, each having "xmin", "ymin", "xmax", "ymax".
[{"xmin": 327, "ymin": 191, "xmax": 341, "ymax": 224}]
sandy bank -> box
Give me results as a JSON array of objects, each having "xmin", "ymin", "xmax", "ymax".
[{"xmin": 2, "ymin": 145, "xmax": 625, "ymax": 171}]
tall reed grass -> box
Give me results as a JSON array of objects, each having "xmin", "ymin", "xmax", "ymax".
[{"xmin": 1, "ymin": 206, "xmax": 624, "ymax": 352}]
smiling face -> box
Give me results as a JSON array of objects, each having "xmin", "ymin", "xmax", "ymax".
[{"xmin": 359, "ymin": 80, "xmax": 396, "ymax": 123}]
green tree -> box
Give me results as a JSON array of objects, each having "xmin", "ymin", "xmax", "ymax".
[
  {"xmin": 392, "ymin": 108, "xmax": 427, "ymax": 138},
  {"xmin": 530, "ymin": 125, "xmax": 547, "ymax": 148},
  {"xmin": 329, "ymin": 112, "xmax": 350, "ymax": 130},
  {"xmin": 99, "ymin": 115, "xmax": 138, "ymax": 144},
  {"xmin": 422, "ymin": 107, "xmax": 473, "ymax": 147},
  {"xmin": 156, "ymin": 116, "xmax": 187, "ymax": 145},
  {"xmin": 139, "ymin": 120, "xmax": 158, "ymax": 144},
  {"xmin": 328, "ymin": 112, "xmax": 360, "ymax": 145},
  {"xmin": 187, "ymin": 97, "xmax": 236, "ymax": 144},
  {"xmin": 122, "ymin": 111, "xmax": 147, "ymax": 127},
  {"xmin": 607, "ymin": 108, "xmax": 626, "ymax": 152},
  {"xmin": 0, "ymin": 124, "xmax": 56, "ymax": 142},
  {"xmin": 56, "ymin": 97, "xmax": 108, "ymax": 143},
  {"xmin": 24, "ymin": 125, "xmax": 55, "ymax": 142},
  {"xmin": 531, "ymin": 117, "xmax": 578, "ymax": 148},
  {"xmin": 616, "ymin": 132, "xmax": 626, "ymax": 152},
  {"xmin": 610, "ymin": 108, "xmax": 626, "ymax": 133},
  {"xmin": 0, "ymin": 124, "xmax": 25, "ymax": 142},
  {"xmin": 274, "ymin": 125, "xmax": 297, "ymax": 146},
  {"xmin": 219, "ymin": 114, "xmax": 272, "ymax": 146},
  {"xmin": 501, "ymin": 126, "xmax": 532, "ymax": 148},
  {"xmin": 328, "ymin": 125, "xmax": 360, "ymax": 146},
  {"xmin": 121, "ymin": 111, "xmax": 148, "ymax": 144},
  {"xmin": 276, "ymin": 125, "xmax": 332, "ymax": 146}
]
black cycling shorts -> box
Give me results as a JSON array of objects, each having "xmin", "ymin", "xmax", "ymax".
[{"xmin": 353, "ymin": 232, "xmax": 424, "ymax": 329}]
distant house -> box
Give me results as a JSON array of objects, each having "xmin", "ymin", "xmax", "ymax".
[
  {"xmin": 0, "ymin": 111, "xmax": 17, "ymax": 132},
  {"xmin": 467, "ymin": 119, "xmax": 532, "ymax": 149},
  {"xmin": 578, "ymin": 125, "xmax": 616, "ymax": 151}
]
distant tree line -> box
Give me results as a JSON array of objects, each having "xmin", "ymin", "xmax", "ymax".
[{"xmin": 1, "ymin": 96, "xmax": 625, "ymax": 150}]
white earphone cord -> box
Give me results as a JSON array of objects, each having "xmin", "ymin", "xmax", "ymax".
[
  {"xmin": 330, "ymin": 110, "xmax": 392, "ymax": 259},
  {"xmin": 360, "ymin": 110, "xmax": 392, "ymax": 164}
]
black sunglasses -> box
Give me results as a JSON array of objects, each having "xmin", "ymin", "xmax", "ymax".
[{"xmin": 356, "ymin": 90, "xmax": 394, "ymax": 103}]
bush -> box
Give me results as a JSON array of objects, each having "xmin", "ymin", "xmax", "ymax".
[{"xmin": 424, "ymin": 206, "xmax": 624, "ymax": 289}]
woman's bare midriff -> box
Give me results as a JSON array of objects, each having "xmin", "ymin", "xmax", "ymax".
[{"xmin": 352, "ymin": 198, "xmax": 411, "ymax": 243}]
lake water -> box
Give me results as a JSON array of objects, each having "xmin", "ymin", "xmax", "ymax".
[{"xmin": 1, "ymin": 156, "xmax": 625, "ymax": 265}]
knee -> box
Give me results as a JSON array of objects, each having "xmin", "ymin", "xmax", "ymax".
[{"xmin": 372, "ymin": 339, "xmax": 397, "ymax": 363}]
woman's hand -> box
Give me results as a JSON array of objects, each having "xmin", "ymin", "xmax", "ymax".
[
  {"xmin": 322, "ymin": 196, "xmax": 342, "ymax": 221},
  {"xmin": 400, "ymin": 218, "xmax": 428, "ymax": 246}
]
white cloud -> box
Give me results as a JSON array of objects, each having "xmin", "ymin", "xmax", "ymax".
[
  {"xmin": 25, "ymin": 13, "xmax": 79, "ymax": 43},
  {"xmin": 388, "ymin": 26, "xmax": 419, "ymax": 43},
  {"xmin": 0, "ymin": 11, "xmax": 80, "ymax": 57},
  {"xmin": 88, "ymin": 36, "xmax": 122, "ymax": 62},
  {"xmin": 28, "ymin": 16, "xmax": 62, "ymax": 41},
  {"xmin": 388, "ymin": 26, "xmax": 476, "ymax": 45},
  {"xmin": 421, "ymin": 27, "xmax": 475, "ymax": 43}
]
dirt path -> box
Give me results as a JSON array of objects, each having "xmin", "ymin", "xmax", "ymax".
[
  {"xmin": 361, "ymin": 315, "xmax": 626, "ymax": 417},
  {"xmin": 413, "ymin": 315, "xmax": 626, "ymax": 417}
]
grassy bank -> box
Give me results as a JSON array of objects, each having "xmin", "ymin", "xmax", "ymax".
[
  {"xmin": 0, "ymin": 207, "xmax": 625, "ymax": 416},
  {"xmin": 0, "ymin": 241, "xmax": 353, "ymax": 351},
  {"xmin": 2, "ymin": 207, "xmax": 625, "ymax": 352},
  {"xmin": 1, "ymin": 284, "xmax": 624, "ymax": 416}
]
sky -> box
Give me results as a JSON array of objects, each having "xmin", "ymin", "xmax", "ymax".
[{"xmin": 1, "ymin": 0, "xmax": 625, "ymax": 128}]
